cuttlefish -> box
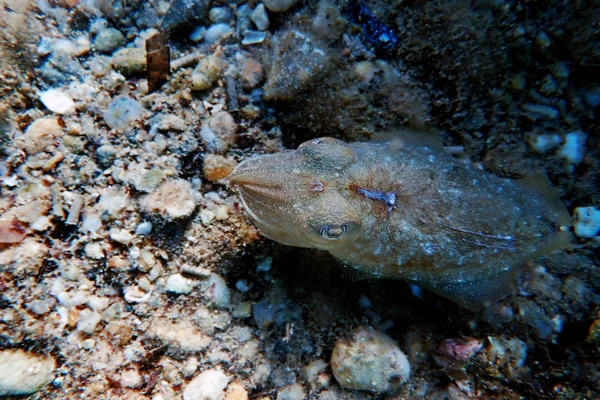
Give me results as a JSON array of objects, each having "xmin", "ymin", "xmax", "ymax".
[{"xmin": 228, "ymin": 137, "xmax": 572, "ymax": 308}]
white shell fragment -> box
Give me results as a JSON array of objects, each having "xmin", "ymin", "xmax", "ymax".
[{"xmin": 40, "ymin": 89, "xmax": 75, "ymax": 114}]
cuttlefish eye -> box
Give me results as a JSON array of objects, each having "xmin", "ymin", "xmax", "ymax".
[{"xmin": 320, "ymin": 224, "xmax": 347, "ymax": 240}]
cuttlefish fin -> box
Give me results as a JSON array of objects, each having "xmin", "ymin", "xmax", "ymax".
[{"xmin": 419, "ymin": 267, "xmax": 518, "ymax": 311}]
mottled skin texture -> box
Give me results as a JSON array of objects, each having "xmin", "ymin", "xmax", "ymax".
[{"xmin": 229, "ymin": 137, "xmax": 571, "ymax": 308}]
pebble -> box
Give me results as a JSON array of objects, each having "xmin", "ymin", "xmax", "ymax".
[
  {"xmin": 225, "ymin": 382, "xmax": 248, "ymax": 400},
  {"xmin": 522, "ymin": 104, "xmax": 559, "ymax": 120},
  {"xmin": 251, "ymin": 4, "xmax": 270, "ymax": 31},
  {"xmin": 94, "ymin": 28, "xmax": 125, "ymax": 53},
  {"xmin": 559, "ymin": 131, "xmax": 587, "ymax": 164},
  {"xmin": 203, "ymin": 154, "xmax": 238, "ymax": 182},
  {"xmin": 529, "ymin": 133, "xmax": 561, "ymax": 153},
  {"xmin": 135, "ymin": 221, "xmax": 153, "ymax": 235},
  {"xmin": 84, "ymin": 242, "xmax": 104, "ymax": 259},
  {"xmin": 0, "ymin": 350, "xmax": 55, "ymax": 396},
  {"xmin": 183, "ymin": 368, "xmax": 230, "ymax": 400},
  {"xmin": 277, "ymin": 383, "xmax": 305, "ymax": 400},
  {"xmin": 140, "ymin": 179, "xmax": 197, "ymax": 219},
  {"xmin": 204, "ymin": 23, "xmax": 233, "ymax": 45},
  {"xmin": 109, "ymin": 228, "xmax": 134, "ymax": 245},
  {"xmin": 573, "ymin": 207, "xmax": 600, "ymax": 238},
  {"xmin": 76, "ymin": 309, "xmax": 102, "ymax": 334},
  {"xmin": 209, "ymin": 7, "xmax": 233, "ymax": 23},
  {"xmin": 191, "ymin": 53, "xmax": 222, "ymax": 91},
  {"xmin": 330, "ymin": 327, "xmax": 410, "ymax": 393},
  {"xmin": 112, "ymin": 47, "xmax": 147, "ymax": 76},
  {"xmin": 40, "ymin": 89, "xmax": 75, "ymax": 114},
  {"xmin": 104, "ymin": 96, "xmax": 142, "ymax": 131},
  {"xmin": 263, "ymin": 0, "xmax": 298, "ymax": 12},
  {"xmin": 18, "ymin": 117, "xmax": 64, "ymax": 154},
  {"xmin": 242, "ymin": 30, "xmax": 267, "ymax": 45},
  {"xmin": 206, "ymin": 274, "xmax": 231, "ymax": 309},
  {"xmin": 165, "ymin": 273, "xmax": 197, "ymax": 294},
  {"xmin": 183, "ymin": 357, "xmax": 199, "ymax": 378}
]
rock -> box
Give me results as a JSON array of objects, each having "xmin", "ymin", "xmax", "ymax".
[
  {"xmin": 140, "ymin": 179, "xmax": 197, "ymax": 219},
  {"xmin": 330, "ymin": 327, "xmax": 410, "ymax": 393},
  {"xmin": 201, "ymin": 111, "xmax": 237, "ymax": 152},
  {"xmin": 162, "ymin": 0, "xmax": 211, "ymax": 32},
  {"xmin": 18, "ymin": 117, "xmax": 64, "ymax": 154},
  {"xmin": 277, "ymin": 383, "xmax": 305, "ymax": 400},
  {"xmin": 203, "ymin": 154, "xmax": 238, "ymax": 182},
  {"xmin": 241, "ymin": 30, "xmax": 267, "ymax": 45},
  {"xmin": 573, "ymin": 206, "xmax": 600, "ymax": 238},
  {"xmin": 183, "ymin": 368, "xmax": 230, "ymax": 400},
  {"xmin": 559, "ymin": 131, "xmax": 587, "ymax": 164},
  {"xmin": 109, "ymin": 228, "xmax": 134, "ymax": 245},
  {"xmin": 209, "ymin": 7, "xmax": 233, "ymax": 24},
  {"xmin": 104, "ymin": 96, "xmax": 143, "ymax": 131},
  {"xmin": 251, "ymin": 4, "xmax": 269, "ymax": 31},
  {"xmin": 94, "ymin": 28, "xmax": 125, "ymax": 53},
  {"xmin": 528, "ymin": 133, "xmax": 561, "ymax": 153},
  {"xmin": 191, "ymin": 53, "xmax": 222, "ymax": 91},
  {"xmin": 112, "ymin": 47, "xmax": 147, "ymax": 76},
  {"xmin": 237, "ymin": 56, "xmax": 264, "ymax": 89},
  {"xmin": 165, "ymin": 273, "xmax": 197, "ymax": 294},
  {"xmin": 204, "ymin": 23, "xmax": 233, "ymax": 44},
  {"xmin": 76, "ymin": 309, "xmax": 102, "ymax": 334},
  {"xmin": 0, "ymin": 350, "xmax": 55, "ymax": 396},
  {"xmin": 225, "ymin": 382, "xmax": 248, "ymax": 400},
  {"xmin": 135, "ymin": 221, "xmax": 153, "ymax": 235},
  {"xmin": 205, "ymin": 274, "xmax": 231, "ymax": 309},
  {"xmin": 263, "ymin": 0, "xmax": 298, "ymax": 12},
  {"xmin": 40, "ymin": 89, "xmax": 75, "ymax": 114}
]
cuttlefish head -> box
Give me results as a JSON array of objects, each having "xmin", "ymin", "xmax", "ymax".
[{"xmin": 229, "ymin": 138, "xmax": 362, "ymax": 251}]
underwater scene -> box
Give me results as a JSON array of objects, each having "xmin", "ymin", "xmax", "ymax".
[{"xmin": 0, "ymin": 0, "xmax": 599, "ymax": 398}]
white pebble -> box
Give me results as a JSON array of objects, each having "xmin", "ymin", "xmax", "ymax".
[
  {"xmin": 40, "ymin": 89, "xmax": 76, "ymax": 114},
  {"xmin": 0, "ymin": 350, "xmax": 55, "ymax": 395},
  {"xmin": 559, "ymin": 131, "xmax": 587, "ymax": 164},
  {"xmin": 104, "ymin": 96, "xmax": 142, "ymax": 131},
  {"xmin": 183, "ymin": 368, "xmax": 230, "ymax": 400},
  {"xmin": 82, "ymin": 339, "xmax": 96, "ymax": 350},
  {"xmin": 84, "ymin": 242, "xmax": 104, "ymax": 259},
  {"xmin": 190, "ymin": 26, "xmax": 206, "ymax": 42},
  {"xmin": 76, "ymin": 309, "xmax": 102, "ymax": 334},
  {"xmin": 206, "ymin": 274, "xmax": 231, "ymax": 309},
  {"xmin": 182, "ymin": 357, "xmax": 199, "ymax": 378},
  {"xmin": 165, "ymin": 274, "xmax": 196, "ymax": 294},
  {"xmin": 251, "ymin": 4, "xmax": 270, "ymax": 31},
  {"xmin": 81, "ymin": 213, "xmax": 103, "ymax": 234},
  {"xmin": 242, "ymin": 30, "xmax": 267, "ymax": 45},
  {"xmin": 573, "ymin": 206, "xmax": 600, "ymax": 238},
  {"xmin": 110, "ymin": 228, "xmax": 134, "ymax": 245},
  {"xmin": 200, "ymin": 210, "xmax": 216, "ymax": 225},
  {"xmin": 135, "ymin": 221, "xmax": 153, "ymax": 235},
  {"xmin": 124, "ymin": 286, "xmax": 152, "ymax": 303},
  {"xmin": 204, "ymin": 23, "xmax": 233, "ymax": 45}
]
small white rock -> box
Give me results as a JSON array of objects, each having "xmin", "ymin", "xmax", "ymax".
[
  {"xmin": 84, "ymin": 242, "xmax": 104, "ymax": 259},
  {"xmin": 529, "ymin": 133, "xmax": 561, "ymax": 153},
  {"xmin": 200, "ymin": 210, "xmax": 216, "ymax": 226},
  {"xmin": 559, "ymin": 131, "xmax": 587, "ymax": 164},
  {"xmin": 40, "ymin": 89, "xmax": 76, "ymax": 114},
  {"xmin": 206, "ymin": 274, "xmax": 231, "ymax": 309},
  {"xmin": 76, "ymin": 309, "xmax": 102, "ymax": 334},
  {"xmin": 182, "ymin": 357, "xmax": 199, "ymax": 378},
  {"xmin": 165, "ymin": 274, "xmax": 196, "ymax": 294},
  {"xmin": 573, "ymin": 206, "xmax": 600, "ymax": 238},
  {"xmin": 183, "ymin": 368, "xmax": 230, "ymax": 400},
  {"xmin": 251, "ymin": 4, "xmax": 270, "ymax": 31},
  {"xmin": 204, "ymin": 23, "xmax": 233, "ymax": 45},
  {"xmin": 242, "ymin": 30, "xmax": 267, "ymax": 45},
  {"xmin": 135, "ymin": 221, "xmax": 153, "ymax": 235},
  {"xmin": 0, "ymin": 350, "xmax": 55, "ymax": 396},
  {"xmin": 110, "ymin": 228, "xmax": 134, "ymax": 245}
]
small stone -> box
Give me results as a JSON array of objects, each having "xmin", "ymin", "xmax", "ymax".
[
  {"xmin": 135, "ymin": 222, "xmax": 153, "ymax": 235},
  {"xmin": 203, "ymin": 154, "xmax": 237, "ymax": 182},
  {"xmin": 204, "ymin": 23, "xmax": 233, "ymax": 45},
  {"xmin": 40, "ymin": 89, "xmax": 75, "ymax": 114},
  {"xmin": 552, "ymin": 62, "xmax": 570, "ymax": 79},
  {"xmin": 110, "ymin": 228, "xmax": 134, "ymax": 245},
  {"xmin": 573, "ymin": 207, "xmax": 600, "ymax": 238},
  {"xmin": 191, "ymin": 53, "xmax": 222, "ymax": 91},
  {"xmin": 522, "ymin": 104, "xmax": 559, "ymax": 120},
  {"xmin": 82, "ymin": 338, "xmax": 96, "ymax": 350},
  {"xmin": 76, "ymin": 309, "xmax": 102, "ymax": 334},
  {"xmin": 94, "ymin": 28, "xmax": 125, "ymax": 53},
  {"xmin": 251, "ymin": 4, "xmax": 269, "ymax": 31},
  {"xmin": 559, "ymin": 131, "xmax": 587, "ymax": 164},
  {"xmin": 200, "ymin": 210, "xmax": 216, "ymax": 225},
  {"xmin": 18, "ymin": 117, "xmax": 64, "ymax": 154},
  {"xmin": 225, "ymin": 382, "xmax": 248, "ymax": 400},
  {"xmin": 183, "ymin": 368, "xmax": 230, "ymax": 400},
  {"xmin": 104, "ymin": 96, "xmax": 142, "ymax": 131},
  {"xmin": 112, "ymin": 47, "xmax": 147, "ymax": 76},
  {"xmin": 140, "ymin": 179, "xmax": 197, "ymax": 220},
  {"xmin": 165, "ymin": 273, "xmax": 197, "ymax": 294},
  {"xmin": 238, "ymin": 56, "xmax": 264, "ymax": 89},
  {"xmin": 97, "ymin": 144, "xmax": 117, "ymax": 166},
  {"xmin": 232, "ymin": 302, "xmax": 252, "ymax": 319},
  {"xmin": 206, "ymin": 274, "xmax": 231, "ymax": 309},
  {"xmin": 209, "ymin": 7, "xmax": 232, "ymax": 23},
  {"xmin": 331, "ymin": 327, "xmax": 410, "ymax": 393},
  {"xmin": 535, "ymin": 31, "xmax": 551, "ymax": 48},
  {"xmin": 84, "ymin": 242, "xmax": 104, "ymax": 259},
  {"xmin": 183, "ymin": 357, "xmax": 199, "ymax": 378},
  {"xmin": 277, "ymin": 383, "xmax": 305, "ymax": 400},
  {"xmin": 242, "ymin": 30, "xmax": 267, "ymax": 45},
  {"xmin": 528, "ymin": 133, "xmax": 561, "ymax": 153},
  {"xmin": 120, "ymin": 368, "xmax": 142, "ymax": 388},
  {"xmin": 263, "ymin": 0, "xmax": 298, "ymax": 12},
  {"xmin": 0, "ymin": 350, "xmax": 55, "ymax": 396}
]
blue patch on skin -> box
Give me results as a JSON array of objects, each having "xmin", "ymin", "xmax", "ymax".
[{"xmin": 356, "ymin": 187, "xmax": 397, "ymax": 214}]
